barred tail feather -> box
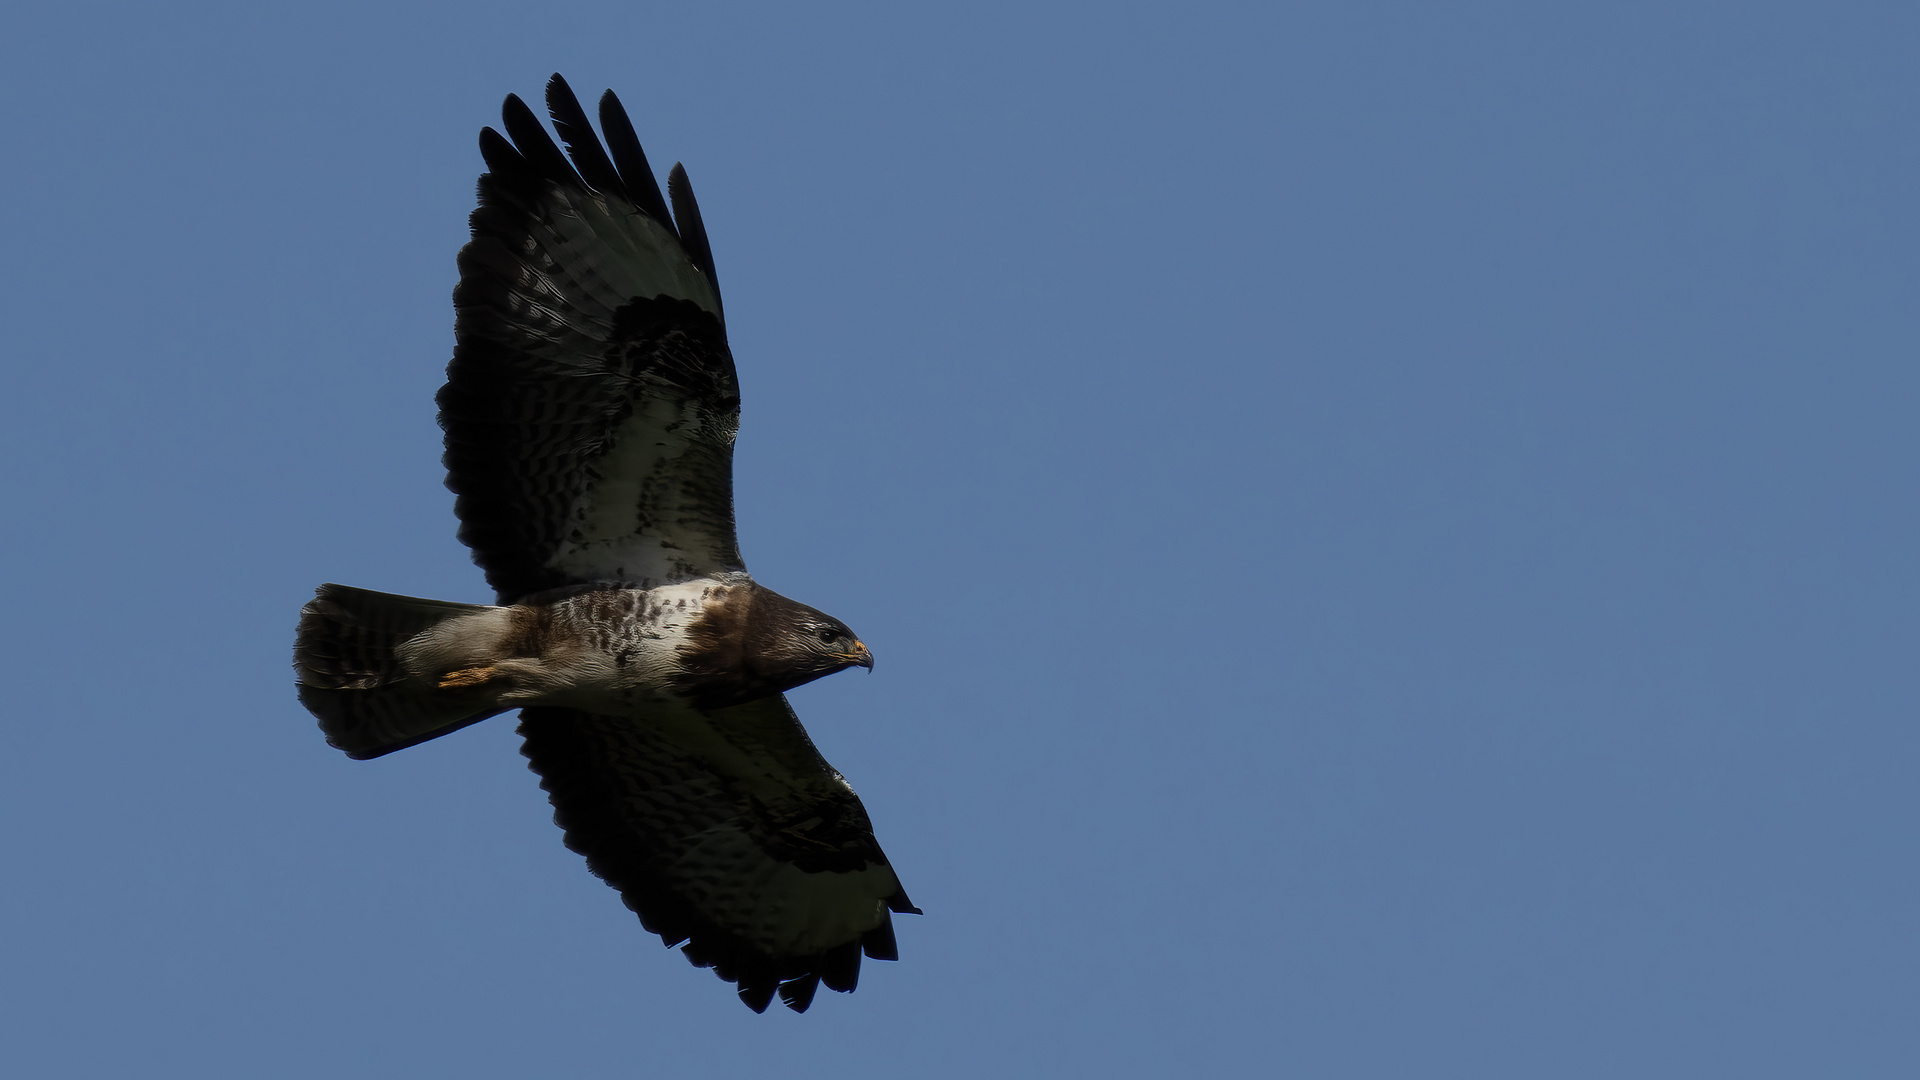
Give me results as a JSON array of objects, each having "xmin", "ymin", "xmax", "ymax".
[{"xmin": 295, "ymin": 584, "xmax": 506, "ymax": 760}]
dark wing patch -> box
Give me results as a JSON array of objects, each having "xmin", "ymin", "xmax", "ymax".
[
  {"xmin": 517, "ymin": 696, "xmax": 918, "ymax": 1013},
  {"xmin": 442, "ymin": 74, "xmax": 742, "ymax": 603}
]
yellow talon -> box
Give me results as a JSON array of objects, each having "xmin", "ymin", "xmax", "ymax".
[{"xmin": 439, "ymin": 665, "xmax": 498, "ymax": 690}]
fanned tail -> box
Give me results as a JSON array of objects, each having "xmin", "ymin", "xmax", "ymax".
[{"xmin": 294, "ymin": 584, "xmax": 506, "ymax": 759}]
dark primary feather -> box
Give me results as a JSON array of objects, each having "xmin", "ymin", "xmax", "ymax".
[
  {"xmin": 500, "ymin": 92, "xmax": 578, "ymax": 188},
  {"xmin": 543, "ymin": 76, "xmax": 625, "ymax": 200},
  {"xmin": 597, "ymin": 88, "xmax": 679, "ymax": 246},
  {"xmin": 667, "ymin": 163, "xmax": 721, "ymax": 306},
  {"xmin": 443, "ymin": 76, "xmax": 738, "ymax": 603}
]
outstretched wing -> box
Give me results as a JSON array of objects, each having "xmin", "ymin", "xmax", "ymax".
[
  {"xmin": 518, "ymin": 697, "xmax": 919, "ymax": 1013},
  {"xmin": 442, "ymin": 74, "xmax": 743, "ymax": 604}
]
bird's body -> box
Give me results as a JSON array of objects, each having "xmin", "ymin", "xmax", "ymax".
[{"xmin": 293, "ymin": 75, "xmax": 913, "ymax": 1014}]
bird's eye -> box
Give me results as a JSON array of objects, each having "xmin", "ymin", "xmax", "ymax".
[{"xmin": 816, "ymin": 626, "xmax": 840, "ymax": 643}]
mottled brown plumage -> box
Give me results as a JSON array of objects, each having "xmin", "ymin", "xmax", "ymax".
[{"xmin": 293, "ymin": 74, "xmax": 914, "ymax": 1013}]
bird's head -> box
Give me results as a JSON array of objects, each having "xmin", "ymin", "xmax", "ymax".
[
  {"xmin": 799, "ymin": 615, "xmax": 874, "ymax": 674},
  {"xmin": 742, "ymin": 586, "xmax": 874, "ymax": 691}
]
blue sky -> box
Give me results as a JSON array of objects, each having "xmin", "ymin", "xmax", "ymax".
[{"xmin": 4, "ymin": 2, "xmax": 1917, "ymax": 1076}]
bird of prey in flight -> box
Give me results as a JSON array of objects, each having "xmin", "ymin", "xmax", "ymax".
[{"xmin": 294, "ymin": 74, "xmax": 916, "ymax": 1014}]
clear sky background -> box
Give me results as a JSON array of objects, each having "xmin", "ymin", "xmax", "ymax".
[{"xmin": 4, "ymin": 2, "xmax": 1916, "ymax": 1076}]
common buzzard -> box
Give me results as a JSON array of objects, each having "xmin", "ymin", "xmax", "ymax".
[{"xmin": 293, "ymin": 75, "xmax": 916, "ymax": 1014}]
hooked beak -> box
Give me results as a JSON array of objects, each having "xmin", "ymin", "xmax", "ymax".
[{"xmin": 846, "ymin": 641, "xmax": 874, "ymax": 671}]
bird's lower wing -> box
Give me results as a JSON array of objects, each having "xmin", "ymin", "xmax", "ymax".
[{"xmin": 516, "ymin": 696, "xmax": 917, "ymax": 1013}]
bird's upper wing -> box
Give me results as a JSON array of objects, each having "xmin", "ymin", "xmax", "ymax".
[
  {"xmin": 441, "ymin": 74, "xmax": 743, "ymax": 603},
  {"xmin": 517, "ymin": 696, "xmax": 919, "ymax": 1013}
]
